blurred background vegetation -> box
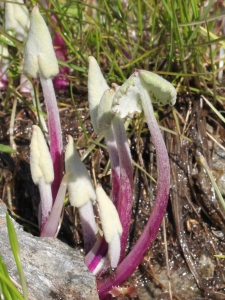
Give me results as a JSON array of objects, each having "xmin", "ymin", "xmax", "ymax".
[{"xmin": 1, "ymin": 0, "xmax": 225, "ymax": 97}]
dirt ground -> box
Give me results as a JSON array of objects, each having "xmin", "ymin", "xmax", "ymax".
[{"xmin": 1, "ymin": 87, "xmax": 225, "ymax": 300}]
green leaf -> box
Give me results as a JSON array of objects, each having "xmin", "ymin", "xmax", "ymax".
[
  {"xmin": 214, "ymin": 254, "xmax": 225, "ymax": 259},
  {"xmin": 0, "ymin": 34, "xmax": 16, "ymax": 47},
  {"xmin": 0, "ymin": 272, "xmax": 24, "ymax": 300},
  {"xmin": 0, "ymin": 256, "xmax": 15, "ymax": 300},
  {"xmin": 6, "ymin": 213, "xmax": 28, "ymax": 300},
  {"xmin": 0, "ymin": 144, "xmax": 16, "ymax": 154}
]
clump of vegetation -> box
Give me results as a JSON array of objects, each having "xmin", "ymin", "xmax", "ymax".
[{"xmin": 1, "ymin": 0, "xmax": 225, "ymax": 299}]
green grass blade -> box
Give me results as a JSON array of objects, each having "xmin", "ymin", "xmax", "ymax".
[
  {"xmin": 0, "ymin": 144, "xmax": 16, "ymax": 154},
  {"xmin": 179, "ymin": 11, "xmax": 225, "ymax": 26},
  {"xmin": 137, "ymin": 0, "xmax": 143, "ymax": 37},
  {"xmin": 116, "ymin": 0, "xmax": 123, "ymax": 16},
  {"xmin": 214, "ymin": 254, "xmax": 225, "ymax": 259},
  {"xmin": 0, "ymin": 256, "xmax": 13, "ymax": 300},
  {"xmin": 202, "ymin": 96, "xmax": 225, "ymax": 123},
  {"xmin": 161, "ymin": 0, "xmax": 172, "ymax": 20},
  {"xmin": 6, "ymin": 213, "xmax": 28, "ymax": 300},
  {"xmin": 198, "ymin": 155, "xmax": 225, "ymax": 213},
  {"xmin": 199, "ymin": 27, "xmax": 225, "ymax": 48},
  {"xmin": 7, "ymin": 87, "xmax": 46, "ymax": 117},
  {"xmin": 0, "ymin": 271, "xmax": 24, "ymax": 300},
  {"xmin": 186, "ymin": 0, "xmax": 214, "ymax": 45},
  {"xmin": 190, "ymin": 0, "xmax": 198, "ymax": 19}
]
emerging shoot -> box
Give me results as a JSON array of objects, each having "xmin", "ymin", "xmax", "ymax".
[
  {"xmin": 97, "ymin": 87, "xmax": 133, "ymax": 260},
  {"xmin": 96, "ymin": 184, "xmax": 122, "ymax": 268},
  {"xmin": 65, "ymin": 135, "xmax": 97, "ymax": 253},
  {"xmin": 98, "ymin": 70, "xmax": 177, "ymax": 298},
  {"xmin": 88, "ymin": 56, "xmax": 109, "ymax": 135},
  {"xmin": 88, "ymin": 57, "xmax": 133, "ymax": 268},
  {"xmin": 30, "ymin": 125, "xmax": 53, "ymax": 232},
  {"xmin": 23, "ymin": 5, "xmax": 63, "ymax": 202},
  {"xmin": 87, "ymin": 57, "xmax": 120, "ymax": 270},
  {"xmin": 40, "ymin": 173, "xmax": 69, "ymax": 237}
]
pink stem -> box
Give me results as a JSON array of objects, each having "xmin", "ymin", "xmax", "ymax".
[
  {"xmin": 112, "ymin": 116, "xmax": 133, "ymax": 261},
  {"xmin": 38, "ymin": 178, "xmax": 53, "ymax": 232},
  {"xmin": 86, "ymin": 118, "xmax": 132, "ymax": 273},
  {"xmin": 40, "ymin": 77, "xmax": 63, "ymax": 202},
  {"xmin": 104, "ymin": 127, "xmax": 120, "ymax": 206},
  {"xmin": 97, "ymin": 100, "xmax": 170, "ymax": 298},
  {"xmin": 85, "ymin": 238, "xmax": 108, "ymax": 273}
]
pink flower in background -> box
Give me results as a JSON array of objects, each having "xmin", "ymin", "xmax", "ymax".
[{"xmin": 51, "ymin": 15, "xmax": 70, "ymax": 90}]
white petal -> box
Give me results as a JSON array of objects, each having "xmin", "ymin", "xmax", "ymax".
[
  {"xmin": 88, "ymin": 56, "xmax": 109, "ymax": 134},
  {"xmin": 108, "ymin": 229, "xmax": 121, "ymax": 268},
  {"xmin": 112, "ymin": 73, "xmax": 142, "ymax": 118},
  {"xmin": 96, "ymin": 185, "xmax": 122, "ymax": 243},
  {"xmin": 139, "ymin": 70, "xmax": 177, "ymax": 106},
  {"xmin": 97, "ymin": 88, "xmax": 116, "ymax": 131},
  {"xmin": 65, "ymin": 135, "xmax": 96, "ymax": 207},
  {"xmin": 112, "ymin": 70, "xmax": 177, "ymax": 118}
]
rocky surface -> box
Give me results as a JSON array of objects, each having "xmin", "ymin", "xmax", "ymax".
[{"xmin": 0, "ymin": 200, "xmax": 99, "ymax": 300}]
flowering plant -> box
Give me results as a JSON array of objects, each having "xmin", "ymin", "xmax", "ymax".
[{"xmin": 23, "ymin": 6, "xmax": 176, "ymax": 299}]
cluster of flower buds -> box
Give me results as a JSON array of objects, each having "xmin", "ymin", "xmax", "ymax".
[
  {"xmin": 0, "ymin": 1, "xmax": 69, "ymax": 91},
  {"xmin": 23, "ymin": 5, "xmax": 177, "ymax": 300}
]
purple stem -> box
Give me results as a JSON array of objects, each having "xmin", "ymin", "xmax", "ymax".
[
  {"xmin": 104, "ymin": 127, "xmax": 120, "ymax": 206},
  {"xmin": 97, "ymin": 100, "xmax": 170, "ymax": 298},
  {"xmin": 85, "ymin": 118, "xmax": 132, "ymax": 272},
  {"xmin": 85, "ymin": 238, "xmax": 108, "ymax": 273},
  {"xmin": 40, "ymin": 77, "xmax": 63, "ymax": 202},
  {"xmin": 112, "ymin": 116, "xmax": 133, "ymax": 261}
]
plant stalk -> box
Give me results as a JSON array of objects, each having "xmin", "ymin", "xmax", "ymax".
[
  {"xmin": 112, "ymin": 115, "xmax": 133, "ymax": 261},
  {"xmin": 98, "ymin": 96, "xmax": 170, "ymax": 298},
  {"xmin": 40, "ymin": 77, "xmax": 63, "ymax": 202},
  {"xmin": 104, "ymin": 127, "xmax": 120, "ymax": 206}
]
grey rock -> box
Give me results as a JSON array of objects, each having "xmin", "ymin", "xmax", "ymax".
[{"xmin": 0, "ymin": 200, "xmax": 99, "ymax": 300}]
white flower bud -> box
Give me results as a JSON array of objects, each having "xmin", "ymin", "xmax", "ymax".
[
  {"xmin": 96, "ymin": 185, "xmax": 122, "ymax": 243},
  {"xmin": 112, "ymin": 70, "xmax": 177, "ymax": 118},
  {"xmin": 5, "ymin": 0, "xmax": 29, "ymax": 41},
  {"xmin": 23, "ymin": 6, "xmax": 59, "ymax": 79},
  {"xmin": 65, "ymin": 135, "xmax": 96, "ymax": 207},
  {"xmin": 96, "ymin": 185, "xmax": 122, "ymax": 268},
  {"xmin": 88, "ymin": 56, "xmax": 109, "ymax": 134},
  {"xmin": 30, "ymin": 125, "xmax": 54, "ymax": 184}
]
